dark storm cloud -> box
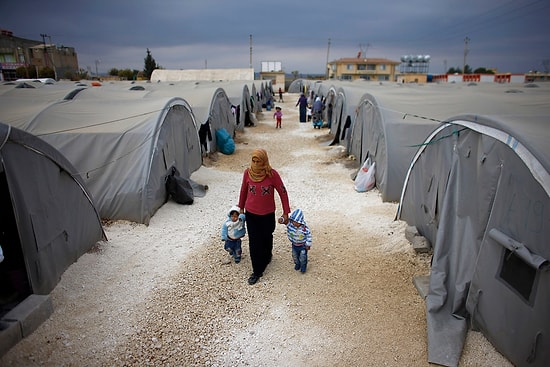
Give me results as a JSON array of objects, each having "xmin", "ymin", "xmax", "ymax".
[{"xmin": 1, "ymin": 0, "xmax": 548, "ymax": 74}]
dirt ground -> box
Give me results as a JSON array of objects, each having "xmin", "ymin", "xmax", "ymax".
[{"xmin": 0, "ymin": 93, "xmax": 511, "ymax": 367}]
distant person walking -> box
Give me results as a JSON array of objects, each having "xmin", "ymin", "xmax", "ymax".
[
  {"xmin": 278, "ymin": 87, "xmax": 284, "ymax": 102},
  {"xmin": 312, "ymin": 96, "xmax": 323, "ymax": 128},
  {"xmin": 296, "ymin": 93, "xmax": 308, "ymax": 122},
  {"xmin": 273, "ymin": 106, "xmax": 283, "ymax": 128}
]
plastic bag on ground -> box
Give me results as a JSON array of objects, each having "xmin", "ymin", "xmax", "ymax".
[{"xmin": 354, "ymin": 158, "xmax": 376, "ymax": 192}]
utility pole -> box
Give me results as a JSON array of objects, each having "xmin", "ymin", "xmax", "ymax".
[
  {"xmin": 463, "ymin": 36, "xmax": 470, "ymax": 75},
  {"xmin": 47, "ymin": 34, "xmax": 57, "ymax": 80},
  {"xmin": 40, "ymin": 33, "xmax": 49, "ymax": 68},
  {"xmin": 95, "ymin": 59, "xmax": 100, "ymax": 79},
  {"xmin": 325, "ymin": 38, "xmax": 331, "ymax": 79},
  {"xmin": 249, "ymin": 34, "xmax": 253, "ymax": 69}
]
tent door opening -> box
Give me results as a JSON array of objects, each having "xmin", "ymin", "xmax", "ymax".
[{"xmin": 0, "ymin": 168, "xmax": 31, "ymax": 319}]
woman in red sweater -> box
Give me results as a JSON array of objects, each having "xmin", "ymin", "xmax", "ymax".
[{"xmin": 239, "ymin": 148, "xmax": 291, "ymax": 285}]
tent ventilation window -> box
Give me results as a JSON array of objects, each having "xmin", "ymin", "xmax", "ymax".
[
  {"xmin": 491, "ymin": 228, "xmax": 548, "ymax": 305},
  {"xmin": 499, "ymin": 248, "xmax": 537, "ymax": 303}
]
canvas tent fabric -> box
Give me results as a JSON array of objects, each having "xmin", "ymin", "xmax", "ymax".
[
  {"xmin": 0, "ymin": 87, "xmax": 202, "ymax": 224},
  {"xmin": 0, "ymin": 122, "xmax": 105, "ymax": 295},
  {"xmin": 328, "ymin": 81, "xmax": 550, "ymax": 203},
  {"xmin": 218, "ymin": 81, "xmax": 254, "ymax": 132},
  {"xmin": 0, "ymin": 82, "xmax": 87, "ymax": 126},
  {"xmin": 150, "ymin": 68, "xmax": 254, "ymax": 82},
  {"xmin": 145, "ymin": 82, "xmax": 239, "ymax": 154},
  {"xmin": 397, "ymin": 101, "xmax": 550, "ymax": 366},
  {"xmin": 346, "ymin": 83, "xmax": 453, "ymax": 202}
]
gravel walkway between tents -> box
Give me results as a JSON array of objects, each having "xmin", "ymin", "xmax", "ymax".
[{"xmin": 0, "ymin": 93, "xmax": 512, "ymax": 367}]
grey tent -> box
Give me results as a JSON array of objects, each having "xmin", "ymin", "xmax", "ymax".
[
  {"xmin": 327, "ymin": 84, "xmax": 365, "ymax": 149},
  {"xmin": 0, "ymin": 122, "xmax": 105, "ymax": 297},
  {"xmin": 218, "ymin": 81, "xmax": 254, "ymax": 131},
  {"xmin": 397, "ymin": 89, "xmax": 550, "ymax": 367},
  {"xmin": 144, "ymin": 82, "xmax": 239, "ymax": 154},
  {"xmin": 347, "ymin": 83, "xmax": 447, "ymax": 202},
  {"xmin": 0, "ymin": 86, "xmax": 202, "ymax": 224}
]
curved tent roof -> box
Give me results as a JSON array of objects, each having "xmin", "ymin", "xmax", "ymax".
[
  {"xmin": 348, "ymin": 83, "xmax": 445, "ymax": 201},
  {"xmin": 216, "ymin": 81, "xmax": 253, "ymax": 131},
  {"xmin": 344, "ymin": 82, "xmax": 550, "ymax": 202},
  {"xmin": 0, "ymin": 83, "xmax": 88, "ymax": 127},
  {"xmin": 397, "ymin": 86, "xmax": 550, "ymax": 367},
  {"xmin": 0, "ymin": 122, "xmax": 105, "ymax": 295},
  {"xmin": 144, "ymin": 82, "xmax": 238, "ymax": 153},
  {"xmin": 0, "ymin": 87, "xmax": 201, "ymax": 224},
  {"xmin": 327, "ymin": 83, "xmax": 366, "ymax": 149},
  {"xmin": 288, "ymin": 79, "xmax": 317, "ymax": 95}
]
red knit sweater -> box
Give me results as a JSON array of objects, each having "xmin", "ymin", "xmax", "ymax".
[{"xmin": 238, "ymin": 168, "xmax": 290, "ymax": 215}]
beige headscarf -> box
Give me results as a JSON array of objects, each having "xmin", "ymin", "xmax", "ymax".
[{"xmin": 248, "ymin": 148, "xmax": 273, "ymax": 182}]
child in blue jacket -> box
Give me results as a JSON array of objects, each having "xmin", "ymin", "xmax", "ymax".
[
  {"xmin": 221, "ymin": 205, "xmax": 246, "ymax": 263},
  {"xmin": 285, "ymin": 208, "xmax": 312, "ymax": 273}
]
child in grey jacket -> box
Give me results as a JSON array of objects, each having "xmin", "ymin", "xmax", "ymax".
[{"xmin": 221, "ymin": 205, "xmax": 246, "ymax": 263}]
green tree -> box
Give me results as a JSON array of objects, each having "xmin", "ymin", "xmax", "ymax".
[
  {"xmin": 473, "ymin": 67, "xmax": 494, "ymax": 74},
  {"xmin": 143, "ymin": 48, "xmax": 159, "ymax": 80},
  {"xmin": 109, "ymin": 68, "xmax": 119, "ymax": 76},
  {"xmin": 38, "ymin": 67, "xmax": 55, "ymax": 79},
  {"xmin": 447, "ymin": 67, "xmax": 461, "ymax": 74},
  {"xmin": 15, "ymin": 66, "xmax": 35, "ymax": 78},
  {"xmin": 118, "ymin": 68, "xmax": 136, "ymax": 80},
  {"xmin": 77, "ymin": 68, "xmax": 89, "ymax": 80}
]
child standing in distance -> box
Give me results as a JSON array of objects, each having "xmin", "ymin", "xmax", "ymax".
[
  {"xmin": 284, "ymin": 208, "xmax": 312, "ymax": 273},
  {"xmin": 273, "ymin": 106, "xmax": 283, "ymax": 129},
  {"xmin": 221, "ymin": 205, "xmax": 246, "ymax": 263}
]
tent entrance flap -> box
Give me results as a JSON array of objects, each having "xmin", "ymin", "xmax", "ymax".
[{"xmin": 0, "ymin": 169, "xmax": 31, "ymax": 317}]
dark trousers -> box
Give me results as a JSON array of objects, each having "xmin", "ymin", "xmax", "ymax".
[
  {"xmin": 299, "ymin": 106, "xmax": 307, "ymax": 122},
  {"xmin": 245, "ymin": 211, "xmax": 275, "ymax": 277}
]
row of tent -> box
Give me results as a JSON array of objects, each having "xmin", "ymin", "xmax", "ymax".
[
  {"xmin": 290, "ymin": 79, "xmax": 549, "ymax": 367},
  {"xmin": 0, "ymin": 78, "xmax": 273, "ymax": 307},
  {"xmin": 2, "ymin": 76, "xmax": 548, "ymax": 366}
]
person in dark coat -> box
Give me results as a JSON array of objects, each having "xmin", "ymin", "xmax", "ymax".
[
  {"xmin": 296, "ymin": 93, "xmax": 308, "ymax": 122},
  {"xmin": 199, "ymin": 119, "xmax": 212, "ymax": 156}
]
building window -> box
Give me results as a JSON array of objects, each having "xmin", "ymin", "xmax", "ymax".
[
  {"xmin": 367, "ymin": 64, "xmax": 376, "ymax": 71},
  {"xmin": 346, "ymin": 64, "xmax": 354, "ymax": 70},
  {"xmin": 341, "ymin": 75, "xmax": 352, "ymax": 80},
  {"xmin": 0, "ymin": 53, "xmax": 15, "ymax": 63},
  {"xmin": 379, "ymin": 64, "xmax": 387, "ymax": 71},
  {"xmin": 357, "ymin": 64, "xmax": 366, "ymax": 70},
  {"xmin": 360, "ymin": 75, "xmax": 371, "ymax": 81},
  {"xmin": 331, "ymin": 64, "xmax": 336, "ymax": 71}
]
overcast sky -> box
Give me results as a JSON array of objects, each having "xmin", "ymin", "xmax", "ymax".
[{"xmin": 2, "ymin": 0, "xmax": 549, "ymax": 76}]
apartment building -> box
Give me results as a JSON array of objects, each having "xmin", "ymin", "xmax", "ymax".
[
  {"xmin": 0, "ymin": 29, "xmax": 79, "ymax": 81},
  {"xmin": 327, "ymin": 55, "xmax": 400, "ymax": 81}
]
